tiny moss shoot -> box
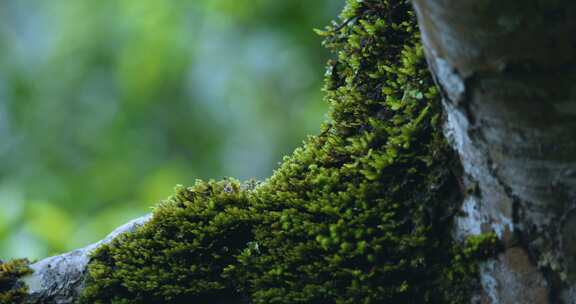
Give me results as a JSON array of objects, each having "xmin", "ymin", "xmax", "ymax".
[{"xmin": 80, "ymin": 1, "xmax": 498, "ymax": 303}]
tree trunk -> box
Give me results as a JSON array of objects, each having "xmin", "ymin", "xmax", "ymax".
[{"xmin": 412, "ymin": 1, "xmax": 576, "ymax": 302}]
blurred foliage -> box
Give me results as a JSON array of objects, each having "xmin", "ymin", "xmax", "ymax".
[{"xmin": 0, "ymin": 0, "xmax": 339, "ymax": 259}]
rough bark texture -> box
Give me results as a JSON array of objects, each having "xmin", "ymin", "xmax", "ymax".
[{"xmin": 412, "ymin": 1, "xmax": 576, "ymax": 302}]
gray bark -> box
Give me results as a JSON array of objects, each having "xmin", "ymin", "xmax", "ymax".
[
  {"xmin": 412, "ymin": 1, "xmax": 576, "ymax": 303},
  {"xmin": 20, "ymin": 214, "xmax": 151, "ymax": 303}
]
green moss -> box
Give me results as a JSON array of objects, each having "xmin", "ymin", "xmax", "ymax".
[
  {"xmin": 0, "ymin": 259, "xmax": 32, "ymax": 304},
  {"xmin": 82, "ymin": 180, "xmax": 255, "ymax": 303},
  {"xmin": 440, "ymin": 233, "xmax": 502, "ymax": 304},
  {"xmin": 81, "ymin": 1, "xmax": 496, "ymax": 303}
]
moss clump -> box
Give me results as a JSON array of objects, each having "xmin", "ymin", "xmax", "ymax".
[
  {"xmin": 81, "ymin": 0, "xmax": 494, "ymax": 303},
  {"xmin": 0, "ymin": 259, "xmax": 32, "ymax": 304},
  {"xmin": 82, "ymin": 180, "xmax": 255, "ymax": 303}
]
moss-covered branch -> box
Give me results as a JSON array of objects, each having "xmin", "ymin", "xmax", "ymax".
[{"xmin": 1, "ymin": 1, "xmax": 500, "ymax": 303}]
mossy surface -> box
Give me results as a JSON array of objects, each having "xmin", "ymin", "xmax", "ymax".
[
  {"xmin": 81, "ymin": 1, "xmax": 493, "ymax": 303},
  {"xmin": 0, "ymin": 259, "xmax": 32, "ymax": 304}
]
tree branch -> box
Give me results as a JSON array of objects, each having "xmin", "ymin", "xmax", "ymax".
[{"xmin": 21, "ymin": 214, "xmax": 152, "ymax": 304}]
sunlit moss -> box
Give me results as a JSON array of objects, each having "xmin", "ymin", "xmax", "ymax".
[
  {"xmin": 80, "ymin": 1, "xmax": 496, "ymax": 303},
  {"xmin": 0, "ymin": 259, "xmax": 31, "ymax": 304}
]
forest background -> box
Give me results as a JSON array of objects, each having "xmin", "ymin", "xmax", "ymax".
[{"xmin": 0, "ymin": 0, "xmax": 339, "ymax": 259}]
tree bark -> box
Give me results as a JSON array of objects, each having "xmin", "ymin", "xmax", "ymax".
[{"xmin": 412, "ymin": 1, "xmax": 576, "ymax": 302}]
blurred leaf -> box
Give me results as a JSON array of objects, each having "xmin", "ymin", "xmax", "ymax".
[{"xmin": 25, "ymin": 201, "xmax": 74, "ymax": 253}]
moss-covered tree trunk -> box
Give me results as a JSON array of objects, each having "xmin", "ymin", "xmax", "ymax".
[
  {"xmin": 412, "ymin": 0, "xmax": 576, "ymax": 302},
  {"xmin": 1, "ymin": 0, "xmax": 573, "ymax": 303}
]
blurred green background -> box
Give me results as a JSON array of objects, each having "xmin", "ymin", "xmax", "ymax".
[{"xmin": 0, "ymin": 0, "xmax": 339, "ymax": 260}]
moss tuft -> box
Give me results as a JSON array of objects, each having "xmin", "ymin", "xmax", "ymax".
[
  {"xmin": 81, "ymin": 1, "xmax": 496, "ymax": 303},
  {"xmin": 0, "ymin": 259, "xmax": 32, "ymax": 304}
]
